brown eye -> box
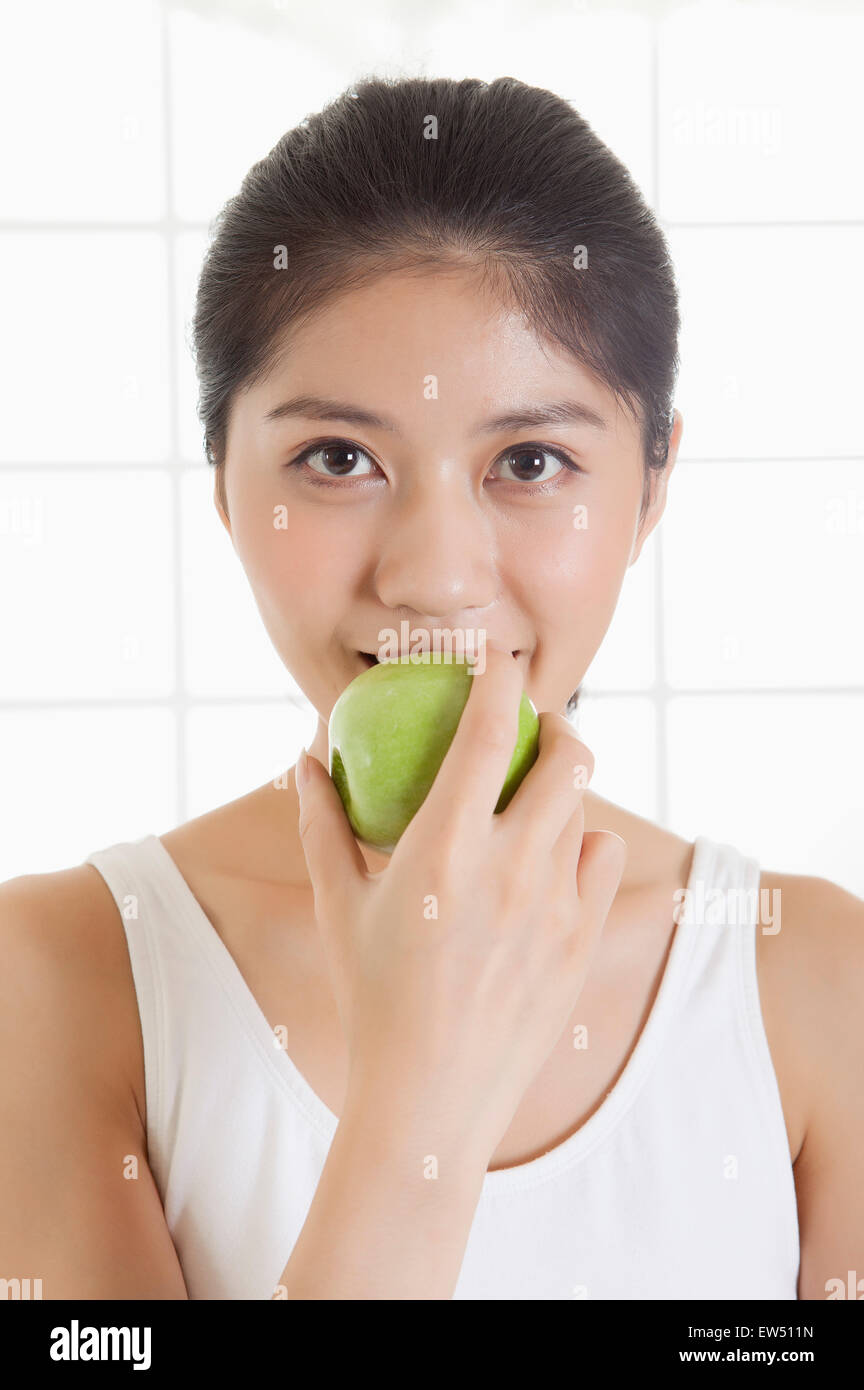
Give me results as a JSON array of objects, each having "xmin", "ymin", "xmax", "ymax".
[
  {"xmin": 491, "ymin": 445, "xmax": 583, "ymax": 486},
  {"xmin": 302, "ymin": 443, "xmax": 376, "ymax": 478}
]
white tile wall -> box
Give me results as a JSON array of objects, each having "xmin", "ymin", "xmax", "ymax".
[
  {"xmin": 668, "ymin": 225, "xmax": 864, "ymax": 461},
  {"xmin": 185, "ymin": 702, "xmax": 318, "ymax": 821},
  {"xmin": 571, "ymin": 695, "xmax": 658, "ymax": 825},
  {"xmin": 663, "ymin": 459, "xmax": 864, "ymax": 689},
  {"xmin": 1, "ymin": 0, "xmax": 861, "ymax": 895},
  {"xmin": 0, "ymin": 709, "xmax": 177, "ymax": 876},
  {"xmin": 168, "ymin": 7, "xmax": 356, "ymax": 222},
  {"xmin": 667, "ymin": 694, "xmax": 864, "ymax": 896},
  {"xmin": 0, "ymin": 234, "xmax": 172, "ymax": 464},
  {"xmin": 657, "ymin": 3, "xmax": 864, "ymax": 222},
  {"xmin": 0, "ymin": 0, "xmax": 164, "ymax": 221},
  {"xmin": 0, "ymin": 471, "xmax": 176, "ymax": 699}
]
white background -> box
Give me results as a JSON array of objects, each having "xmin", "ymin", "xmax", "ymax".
[{"xmin": 0, "ymin": 0, "xmax": 861, "ymax": 892}]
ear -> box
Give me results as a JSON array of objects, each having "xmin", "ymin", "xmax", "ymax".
[
  {"xmin": 214, "ymin": 477, "xmax": 232, "ymax": 539},
  {"xmin": 628, "ymin": 409, "xmax": 683, "ymax": 567}
]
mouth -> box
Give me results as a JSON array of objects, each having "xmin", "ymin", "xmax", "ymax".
[{"xmin": 358, "ymin": 649, "xmax": 522, "ymax": 667}]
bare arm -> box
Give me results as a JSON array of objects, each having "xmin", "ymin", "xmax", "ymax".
[
  {"xmin": 273, "ymin": 1084, "xmax": 491, "ymax": 1301},
  {"xmin": 791, "ymin": 878, "xmax": 864, "ymax": 1300},
  {"xmin": 0, "ymin": 873, "xmax": 189, "ymax": 1300}
]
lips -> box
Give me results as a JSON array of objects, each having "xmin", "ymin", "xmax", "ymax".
[{"xmin": 359, "ymin": 649, "xmax": 521, "ymax": 666}]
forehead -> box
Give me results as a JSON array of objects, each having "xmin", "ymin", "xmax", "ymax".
[
  {"xmin": 263, "ymin": 269, "xmax": 595, "ymax": 382},
  {"xmin": 240, "ymin": 266, "xmax": 638, "ymax": 444}
]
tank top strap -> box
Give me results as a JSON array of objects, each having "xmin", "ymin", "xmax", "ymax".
[
  {"xmin": 672, "ymin": 835, "xmax": 764, "ymax": 1009},
  {"xmin": 83, "ymin": 833, "xmax": 200, "ymax": 1183},
  {"xmin": 670, "ymin": 836, "xmax": 793, "ymax": 1186}
]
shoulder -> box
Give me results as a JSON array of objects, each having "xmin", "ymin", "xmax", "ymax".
[
  {"xmin": 0, "ymin": 859, "xmax": 133, "ymax": 972},
  {"xmin": 755, "ymin": 869, "xmax": 864, "ymax": 1298},
  {"xmin": 756, "ymin": 868, "xmax": 864, "ymax": 1019},
  {"xmin": 0, "ymin": 863, "xmax": 146, "ymax": 1131},
  {"xmin": 0, "ymin": 868, "xmax": 189, "ymax": 1297},
  {"xmin": 756, "ymin": 868, "xmax": 864, "ymax": 1150},
  {"xmin": 0, "ymin": 857, "xmax": 126, "ymax": 932}
]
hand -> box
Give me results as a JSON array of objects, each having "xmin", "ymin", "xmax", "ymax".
[{"xmin": 296, "ymin": 647, "xmax": 627, "ymax": 1162}]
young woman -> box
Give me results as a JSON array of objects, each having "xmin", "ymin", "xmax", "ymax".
[{"xmin": 2, "ymin": 76, "xmax": 861, "ymax": 1302}]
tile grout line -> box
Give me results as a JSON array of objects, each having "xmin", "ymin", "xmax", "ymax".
[{"xmin": 160, "ymin": 2, "xmax": 186, "ymax": 827}]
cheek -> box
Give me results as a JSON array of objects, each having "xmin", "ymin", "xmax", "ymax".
[
  {"xmin": 232, "ymin": 495, "xmax": 350, "ymax": 594},
  {"xmin": 507, "ymin": 497, "xmax": 635, "ymax": 653},
  {"xmin": 513, "ymin": 498, "xmax": 632, "ymax": 600}
]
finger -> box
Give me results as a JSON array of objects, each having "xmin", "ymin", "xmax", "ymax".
[
  {"xmin": 549, "ymin": 823, "xmax": 623, "ymax": 984},
  {"xmin": 296, "ymin": 751, "xmax": 369, "ymax": 923},
  {"xmin": 494, "ymin": 716, "xmax": 594, "ymax": 855},
  {"xmin": 574, "ymin": 830, "xmax": 628, "ymax": 927},
  {"xmin": 550, "ymin": 788, "xmax": 585, "ymax": 882},
  {"xmin": 411, "ymin": 645, "xmax": 526, "ymax": 842}
]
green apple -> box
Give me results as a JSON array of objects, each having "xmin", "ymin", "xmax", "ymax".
[{"xmin": 328, "ymin": 653, "xmax": 540, "ymax": 852}]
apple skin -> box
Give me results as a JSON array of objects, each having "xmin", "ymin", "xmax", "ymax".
[{"xmin": 328, "ymin": 653, "xmax": 540, "ymax": 852}]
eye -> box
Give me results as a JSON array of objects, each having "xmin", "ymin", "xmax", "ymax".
[
  {"xmin": 287, "ymin": 440, "xmax": 378, "ymax": 483},
  {"xmin": 283, "ymin": 437, "xmax": 585, "ymax": 490},
  {"xmin": 489, "ymin": 444, "xmax": 584, "ymax": 488}
]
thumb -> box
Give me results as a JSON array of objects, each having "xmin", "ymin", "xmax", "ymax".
[{"xmin": 295, "ymin": 750, "xmax": 368, "ymax": 913}]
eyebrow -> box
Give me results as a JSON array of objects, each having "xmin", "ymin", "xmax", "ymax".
[{"xmin": 261, "ymin": 394, "xmax": 609, "ymax": 435}]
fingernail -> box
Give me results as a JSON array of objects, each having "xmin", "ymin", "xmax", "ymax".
[{"xmin": 295, "ymin": 749, "xmax": 309, "ymax": 794}]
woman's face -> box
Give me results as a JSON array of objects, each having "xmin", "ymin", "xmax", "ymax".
[{"xmin": 218, "ymin": 267, "xmax": 682, "ymax": 755}]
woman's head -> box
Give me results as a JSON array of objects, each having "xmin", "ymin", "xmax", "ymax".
[{"xmin": 192, "ymin": 75, "xmax": 682, "ymax": 728}]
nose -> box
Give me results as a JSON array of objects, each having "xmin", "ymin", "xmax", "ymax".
[{"xmin": 371, "ymin": 473, "xmax": 499, "ymax": 617}]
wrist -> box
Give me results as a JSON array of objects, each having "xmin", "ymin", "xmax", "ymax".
[{"xmin": 340, "ymin": 1076, "xmax": 495, "ymax": 1181}]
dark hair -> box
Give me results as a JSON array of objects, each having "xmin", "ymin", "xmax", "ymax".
[{"xmin": 192, "ymin": 74, "xmax": 680, "ymax": 716}]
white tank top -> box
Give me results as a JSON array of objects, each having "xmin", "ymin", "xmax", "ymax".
[{"xmin": 83, "ymin": 832, "xmax": 800, "ymax": 1300}]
